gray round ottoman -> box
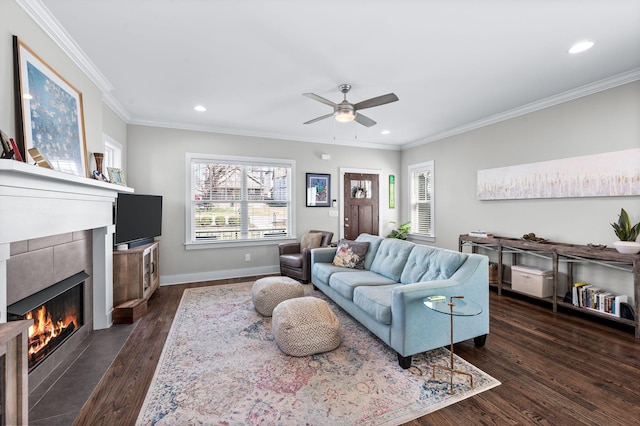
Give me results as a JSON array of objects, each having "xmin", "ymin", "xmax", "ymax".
[
  {"xmin": 272, "ymin": 297, "xmax": 341, "ymax": 357},
  {"xmin": 251, "ymin": 276, "xmax": 304, "ymax": 316}
]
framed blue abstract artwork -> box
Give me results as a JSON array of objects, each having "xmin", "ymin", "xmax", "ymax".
[
  {"xmin": 14, "ymin": 36, "xmax": 88, "ymax": 177},
  {"xmin": 306, "ymin": 173, "xmax": 331, "ymax": 207}
]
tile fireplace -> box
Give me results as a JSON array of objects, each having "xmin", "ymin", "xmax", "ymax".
[
  {"xmin": 0, "ymin": 160, "xmax": 133, "ymax": 415},
  {"xmin": 8, "ymin": 271, "xmax": 88, "ymax": 372},
  {"xmin": 0, "ymin": 160, "xmax": 132, "ymax": 328}
]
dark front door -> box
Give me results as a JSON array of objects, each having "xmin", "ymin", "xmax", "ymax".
[{"xmin": 343, "ymin": 172, "xmax": 379, "ymax": 240}]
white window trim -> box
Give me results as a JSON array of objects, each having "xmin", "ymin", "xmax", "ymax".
[
  {"xmin": 103, "ymin": 133, "xmax": 123, "ymax": 169},
  {"xmin": 407, "ymin": 160, "xmax": 435, "ymax": 243},
  {"xmin": 184, "ymin": 152, "xmax": 296, "ymax": 250}
]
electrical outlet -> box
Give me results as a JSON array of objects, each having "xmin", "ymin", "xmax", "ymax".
[
  {"xmin": 245, "ymin": 253, "xmax": 251, "ymax": 261},
  {"xmin": 328, "ymin": 210, "xmax": 338, "ymax": 217}
]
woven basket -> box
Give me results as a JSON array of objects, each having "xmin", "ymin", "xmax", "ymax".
[{"xmin": 489, "ymin": 262, "xmax": 499, "ymax": 285}]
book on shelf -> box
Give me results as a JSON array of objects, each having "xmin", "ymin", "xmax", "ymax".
[
  {"xmin": 468, "ymin": 231, "xmax": 493, "ymax": 238},
  {"xmin": 573, "ymin": 282, "xmax": 627, "ymax": 317},
  {"xmin": 9, "ymin": 139, "xmax": 23, "ymax": 162},
  {"xmin": 572, "ymin": 281, "xmax": 588, "ymax": 307}
]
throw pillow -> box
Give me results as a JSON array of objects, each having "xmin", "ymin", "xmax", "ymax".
[
  {"xmin": 300, "ymin": 232, "xmax": 323, "ymax": 250},
  {"xmin": 332, "ymin": 239, "xmax": 370, "ymax": 269}
]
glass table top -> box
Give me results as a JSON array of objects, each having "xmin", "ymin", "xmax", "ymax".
[{"xmin": 423, "ymin": 296, "xmax": 482, "ymax": 316}]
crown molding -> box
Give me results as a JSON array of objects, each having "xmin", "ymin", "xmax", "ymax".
[
  {"xmin": 14, "ymin": 0, "xmax": 397, "ymax": 149},
  {"xmin": 128, "ymin": 118, "xmax": 402, "ymax": 151},
  {"xmin": 102, "ymin": 93, "xmax": 131, "ymax": 122},
  {"xmin": 18, "ymin": 0, "xmax": 640, "ymax": 150},
  {"xmin": 401, "ymin": 68, "xmax": 640, "ymax": 150},
  {"xmin": 16, "ymin": 1, "xmax": 115, "ymax": 93}
]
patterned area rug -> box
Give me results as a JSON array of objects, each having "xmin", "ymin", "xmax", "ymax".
[{"xmin": 137, "ymin": 282, "xmax": 500, "ymax": 425}]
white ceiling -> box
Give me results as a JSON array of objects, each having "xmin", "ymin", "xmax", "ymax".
[{"xmin": 29, "ymin": 0, "xmax": 640, "ymax": 150}]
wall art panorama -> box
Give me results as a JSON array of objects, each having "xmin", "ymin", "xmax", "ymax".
[
  {"xmin": 477, "ymin": 148, "xmax": 640, "ymax": 200},
  {"xmin": 14, "ymin": 36, "xmax": 88, "ymax": 177}
]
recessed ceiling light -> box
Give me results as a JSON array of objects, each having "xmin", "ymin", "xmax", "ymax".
[
  {"xmin": 568, "ymin": 41, "xmax": 595, "ymax": 54},
  {"xmin": 194, "ymin": 105, "xmax": 206, "ymax": 112},
  {"xmin": 381, "ymin": 130, "xmax": 390, "ymax": 135}
]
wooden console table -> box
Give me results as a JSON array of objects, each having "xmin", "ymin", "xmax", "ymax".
[{"xmin": 459, "ymin": 234, "xmax": 640, "ymax": 338}]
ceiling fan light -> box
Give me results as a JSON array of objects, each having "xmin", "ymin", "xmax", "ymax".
[{"xmin": 334, "ymin": 110, "xmax": 355, "ymax": 122}]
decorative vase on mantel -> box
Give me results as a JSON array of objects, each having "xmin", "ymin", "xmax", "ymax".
[
  {"xmin": 92, "ymin": 152, "xmax": 108, "ymax": 182},
  {"xmin": 94, "ymin": 152, "xmax": 104, "ymax": 174}
]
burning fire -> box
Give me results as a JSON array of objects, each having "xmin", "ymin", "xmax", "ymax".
[{"xmin": 26, "ymin": 305, "xmax": 78, "ymax": 360}]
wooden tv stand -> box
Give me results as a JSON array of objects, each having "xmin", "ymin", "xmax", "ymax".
[{"xmin": 113, "ymin": 241, "xmax": 160, "ymax": 307}]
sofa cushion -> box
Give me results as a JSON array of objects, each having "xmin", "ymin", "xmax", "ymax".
[
  {"xmin": 300, "ymin": 232, "xmax": 323, "ymax": 250},
  {"xmin": 400, "ymin": 245, "xmax": 467, "ymax": 284},
  {"xmin": 353, "ymin": 284, "xmax": 399, "ymax": 325},
  {"xmin": 354, "ymin": 233, "xmax": 384, "ymax": 270},
  {"xmin": 369, "ymin": 238, "xmax": 415, "ymax": 282},
  {"xmin": 313, "ymin": 262, "xmax": 350, "ymax": 287},
  {"xmin": 329, "ymin": 271, "xmax": 397, "ymax": 300},
  {"xmin": 332, "ymin": 239, "xmax": 370, "ymax": 269}
]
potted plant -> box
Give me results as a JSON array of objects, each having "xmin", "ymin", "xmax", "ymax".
[
  {"xmin": 387, "ymin": 221, "xmax": 411, "ymax": 240},
  {"xmin": 611, "ymin": 208, "xmax": 640, "ymax": 254}
]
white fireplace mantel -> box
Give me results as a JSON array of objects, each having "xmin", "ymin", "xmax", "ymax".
[{"xmin": 0, "ymin": 160, "xmax": 133, "ymax": 328}]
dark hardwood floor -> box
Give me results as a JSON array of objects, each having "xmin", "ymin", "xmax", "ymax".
[{"xmin": 74, "ymin": 278, "xmax": 640, "ymax": 425}]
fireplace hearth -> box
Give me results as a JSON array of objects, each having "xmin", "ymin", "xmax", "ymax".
[{"xmin": 7, "ymin": 271, "xmax": 88, "ymax": 371}]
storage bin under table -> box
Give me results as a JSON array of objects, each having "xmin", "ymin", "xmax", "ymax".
[{"xmin": 511, "ymin": 265, "xmax": 553, "ymax": 298}]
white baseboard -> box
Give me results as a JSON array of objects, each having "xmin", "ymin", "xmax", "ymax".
[{"xmin": 159, "ymin": 265, "xmax": 280, "ymax": 286}]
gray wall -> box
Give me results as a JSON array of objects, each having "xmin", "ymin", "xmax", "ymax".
[
  {"xmin": 400, "ymin": 82, "xmax": 640, "ymax": 298},
  {"xmin": 0, "ymin": 0, "xmax": 117, "ymax": 169},
  {"xmin": 400, "ymin": 81, "xmax": 640, "ymax": 250},
  {"xmin": 126, "ymin": 125, "xmax": 401, "ymax": 284}
]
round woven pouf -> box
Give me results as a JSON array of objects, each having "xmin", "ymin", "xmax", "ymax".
[
  {"xmin": 251, "ymin": 276, "xmax": 304, "ymax": 316},
  {"xmin": 272, "ymin": 297, "xmax": 341, "ymax": 357}
]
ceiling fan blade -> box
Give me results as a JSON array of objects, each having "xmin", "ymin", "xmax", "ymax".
[
  {"xmin": 355, "ymin": 113, "xmax": 377, "ymax": 127},
  {"xmin": 303, "ymin": 112, "xmax": 334, "ymax": 125},
  {"xmin": 303, "ymin": 93, "xmax": 337, "ymax": 108},
  {"xmin": 354, "ymin": 93, "xmax": 399, "ymax": 110}
]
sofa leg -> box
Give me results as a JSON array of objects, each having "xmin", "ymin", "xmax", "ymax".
[
  {"xmin": 397, "ymin": 354, "xmax": 412, "ymax": 369},
  {"xmin": 312, "ymin": 285, "xmax": 318, "ymax": 291},
  {"xmin": 474, "ymin": 334, "xmax": 488, "ymax": 347}
]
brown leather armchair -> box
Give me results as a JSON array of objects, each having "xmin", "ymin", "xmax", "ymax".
[{"xmin": 279, "ymin": 230, "xmax": 334, "ymax": 283}]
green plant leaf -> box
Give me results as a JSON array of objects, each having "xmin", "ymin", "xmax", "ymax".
[{"xmin": 611, "ymin": 208, "xmax": 640, "ymax": 241}]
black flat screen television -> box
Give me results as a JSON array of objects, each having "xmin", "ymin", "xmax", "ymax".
[{"xmin": 114, "ymin": 193, "xmax": 163, "ymax": 247}]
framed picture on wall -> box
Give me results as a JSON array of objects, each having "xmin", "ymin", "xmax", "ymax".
[
  {"xmin": 306, "ymin": 173, "xmax": 331, "ymax": 207},
  {"xmin": 14, "ymin": 36, "xmax": 89, "ymax": 177}
]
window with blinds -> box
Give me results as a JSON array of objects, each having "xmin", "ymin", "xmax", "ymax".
[
  {"xmin": 187, "ymin": 154, "xmax": 294, "ymax": 245},
  {"xmin": 408, "ymin": 161, "xmax": 434, "ymax": 239}
]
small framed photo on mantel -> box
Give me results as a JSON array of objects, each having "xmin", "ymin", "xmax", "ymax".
[{"xmin": 107, "ymin": 167, "xmax": 127, "ymax": 186}]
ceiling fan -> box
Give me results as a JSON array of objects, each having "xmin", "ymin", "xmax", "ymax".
[{"xmin": 303, "ymin": 84, "xmax": 399, "ymax": 127}]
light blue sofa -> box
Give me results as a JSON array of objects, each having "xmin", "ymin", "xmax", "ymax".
[{"xmin": 310, "ymin": 233, "xmax": 489, "ymax": 368}]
